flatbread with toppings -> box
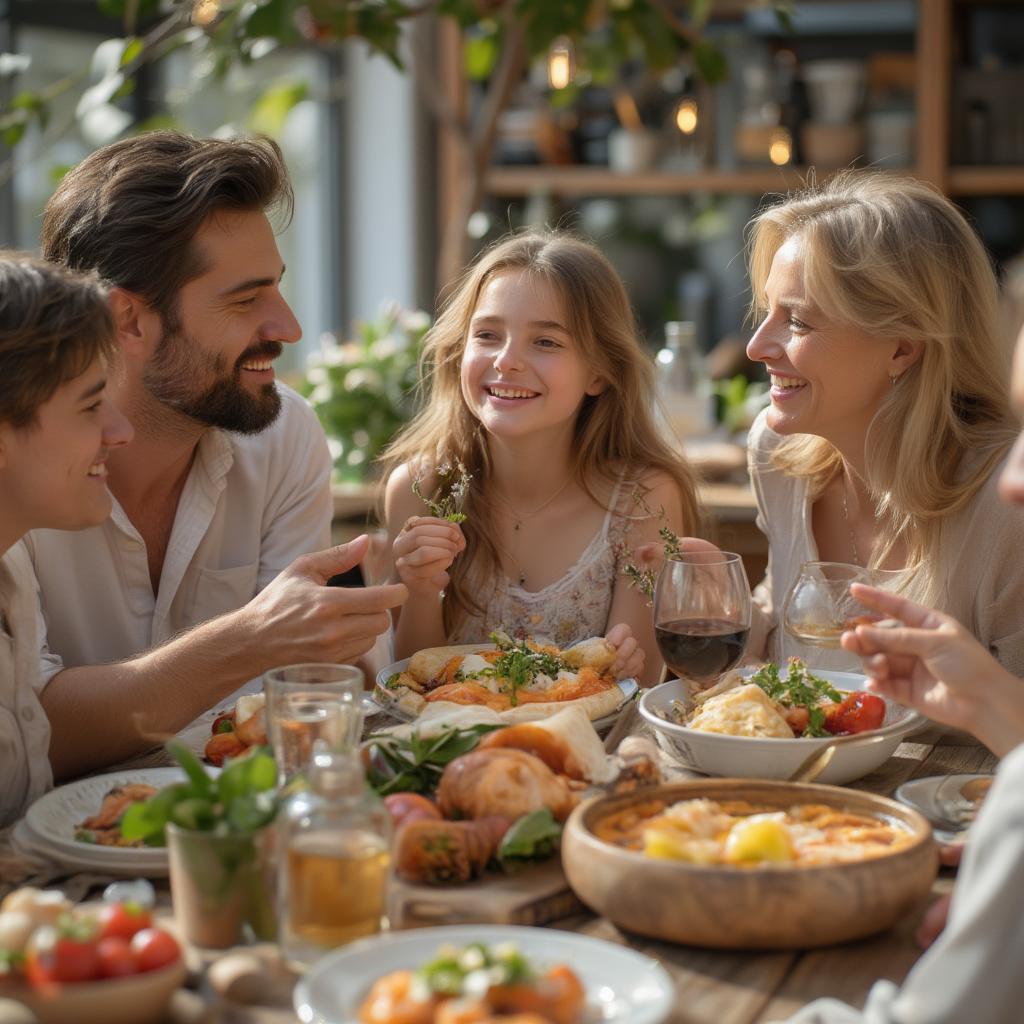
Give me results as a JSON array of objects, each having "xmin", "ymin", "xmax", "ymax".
[{"xmin": 376, "ymin": 632, "xmax": 626, "ymax": 722}]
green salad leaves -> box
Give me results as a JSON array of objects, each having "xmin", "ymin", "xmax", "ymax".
[{"xmin": 748, "ymin": 659, "xmax": 843, "ymax": 738}]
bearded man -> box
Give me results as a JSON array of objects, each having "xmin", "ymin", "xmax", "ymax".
[{"xmin": 22, "ymin": 131, "xmax": 406, "ymax": 778}]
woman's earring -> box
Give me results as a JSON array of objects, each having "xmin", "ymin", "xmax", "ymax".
[{"xmin": 889, "ymin": 373, "xmax": 899, "ymax": 387}]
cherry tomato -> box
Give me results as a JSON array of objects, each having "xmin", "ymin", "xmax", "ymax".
[
  {"xmin": 211, "ymin": 712, "xmax": 235, "ymax": 735},
  {"xmin": 25, "ymin": 925, "xmax": 99, "ymax": 987},
  {"xmin": 130, "ymin": 928, "xmax": 180, "ymax": 973},
  {"xmin": 97, "ymin": 902, "xmax": 152, "ymax": 942},
  {"xmin": 825, "ymin": 692, "xmax": 886, "ymax": 736},
  {"xmin": 96, "ymin": 937, "xmax": 137, "ymax": 979}
]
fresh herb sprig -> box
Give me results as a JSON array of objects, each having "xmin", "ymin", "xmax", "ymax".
[
  {"xmin": 415, "ymin": 942, "xmax": 535, "ymax": 998},
  {"xmin": 749, "ymin": 658, "xmax": 843, "ymax": 738},
  {"xmin": 364, "ymin": 724, "xmax": 503, "ymax": 796},
  {"xmin": 120, "ymin": 741, "xmax": 279, "ymax": 843},
  {"xmin": 620, "ymin": 490, "xmax": 685, "ymax": 601},
  {"xmin": 498, "ymin": 808, "xmax": 563, "ymax": 864},
  {"xmin": 412, "ymin": 460, "xmax": 472, "ymax": 523},
  {"xmin": 487, "ymin": 631, "xmax": 566, "ymax": 706}
]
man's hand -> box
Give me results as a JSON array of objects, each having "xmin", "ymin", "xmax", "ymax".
[{"xmin": 245, "ymin": 534, "xmax": 408, "ymax": 665}]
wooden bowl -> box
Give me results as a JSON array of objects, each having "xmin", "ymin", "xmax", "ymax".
[
  {"xmin": 4, "ymin": 957, "xmax": 186, "ymax": 1024},
  {"xmin": 562, "ymin": 780, "xmax": 937, "ymax": 949}
]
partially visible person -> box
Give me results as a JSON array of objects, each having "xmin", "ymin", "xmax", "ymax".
[
  {"xmin": 0, "ymin": 255, "xmax": 133, "ymax": 824},
  {"xmin": 382, "ymin": 229, "xmax": 702, "ymax": 684},
  {"xmin": 775, "ymin": 293, "xmax": 1024, "ymax": 1024},
  {"xmin": 23, "ymin": 131, "xmax": 406, "ymax": 779},
  {"xmin": 744, "ymin": 171, "xmax": 1024, "ymax": 672}
]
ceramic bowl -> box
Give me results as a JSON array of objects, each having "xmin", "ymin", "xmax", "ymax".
[
  {"xmin": 5, "ymin": 956, "xmax": 187, "ymax": 1024},
  {"xmin": 638, "ymin": 671, "xmax": 922, "ymax": 785},
  {"xmin": 562, "ymin": 779, "xmax": 936, "ymax": 949}
]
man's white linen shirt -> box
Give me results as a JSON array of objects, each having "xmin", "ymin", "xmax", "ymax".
[{"xmin": 20, "ymin": 384, "xmax": 332, "ymax": 690}]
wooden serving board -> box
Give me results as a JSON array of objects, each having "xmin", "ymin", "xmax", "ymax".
[{"xmin": 390, "ymin": 859, "xmax": 582, "ymax": 929}]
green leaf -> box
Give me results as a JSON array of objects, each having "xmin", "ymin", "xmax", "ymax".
[
  {"xmin": 167, "ymin": 740, "xmax": 214, "ymax": 798},
  {"xmin": 690, "ymin": 0, "xmax": 713, "ymax": 28},
  {"xmin": 692, "ymin": 38, "xmax": 728, "ymax": 84},
  {"xmin": 498, "ymin": 809, "xmax": 562, "ymax": 862},
  {"xmin": 248, "ymin": 79, "xmax": 309, "ymax": 136},
  {"xmin": 2, "ymin": 123, "xmax": 25, "ymax": 146},
  {"xmin": 464, "ymin": 33, "xmax": 499, "ymax": 81},
  {"xmin": 119, "ymin": 783, "xmax": 188, "ymax": 843},
  {"xmin": 170, "ymin": 797, "xmax": 217, "ymax": 831},
  {"xmin": 120, "ymin": 37, "xmax": 143, "ymax": 68}
]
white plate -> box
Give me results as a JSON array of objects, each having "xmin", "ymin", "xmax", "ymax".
[
  {"xmin": 294, "ymin": 924, "xmax": 674, "ymax": 1024},
  {"xmin": 895, "ymin": 773, "xmax": 992, "ymax": 843},
  {"xmin": 24, "ymin": 767, "xmax": 194, "ymax": 872},
  {"xmin": 374, "ymin": 655, "xmax": 637, "ymax": 730},
  {"xmin": 639, "ymin": 668, "xmax": 922, "ymax": 785}
]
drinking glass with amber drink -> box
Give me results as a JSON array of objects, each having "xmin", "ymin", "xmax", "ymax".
[
  {"xmin": 264, "ymin": 664, "xmax": 365, "ymax": 784},
  {"xmin": 277, "ymin": 749, "xmax": 392, "ymax": 967},
  {"xmin": 782, "ymin": 562, "xmax": 905, "ymax": 649}
]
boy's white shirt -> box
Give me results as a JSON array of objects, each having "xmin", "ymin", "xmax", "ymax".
[{"xmin": 0, "ymin": 543, "xmax": 52, "ymax": 826}]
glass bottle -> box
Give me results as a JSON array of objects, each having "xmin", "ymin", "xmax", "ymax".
[
  {"xmin": 277, "ymin": 748, "xmax": 392, "ymax": 967},
  {"xmin": 656, "ymin": 320, "xmax": 714, "ymax": 440}
]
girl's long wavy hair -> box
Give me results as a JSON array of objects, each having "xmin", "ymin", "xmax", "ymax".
[
  {"xmin": 747, "ymin": 172, "xmax": 1018, "ymax": 606},
  {"xmin": 382, "ymin": 229, "xmax": 701, "ymax": 635}
]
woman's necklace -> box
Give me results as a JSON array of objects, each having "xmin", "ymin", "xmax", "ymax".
[{"xmin": 841, "ymin": 469, "xmax": 862, "ymax": 566}]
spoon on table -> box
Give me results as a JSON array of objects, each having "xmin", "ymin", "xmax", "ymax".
[{"xmin": 787, "ymin": 742, "xmax": 838, "ymax": 784}]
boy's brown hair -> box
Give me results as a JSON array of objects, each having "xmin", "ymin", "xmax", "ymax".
[
  {"xmin": 0, "ymin": 252, "xmax": 116, "ymax": 428},
  {"xmin": 40, "ymin": 131, "xmax": 292, "ymax": 327}
]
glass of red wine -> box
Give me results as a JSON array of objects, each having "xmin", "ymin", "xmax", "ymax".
[{"xmin": 653, "ymin": 550, "xmax": 752, "ymax": 688}]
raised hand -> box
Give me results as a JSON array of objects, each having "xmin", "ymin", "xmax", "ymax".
[
  {"xmin": 841, "ymin": 582, "xmax": 1023, "ymax": 754},
  {"xmin": 245, "ymin": 534, "xmax": 408, "ymax": 665},
  {"xmin": 392, "ymin": 515, "xmax": 466, "ymax": 595}
]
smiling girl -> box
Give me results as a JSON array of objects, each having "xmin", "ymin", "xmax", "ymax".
[
  {"xmin": 744, "ymin": 172, "xmax": 1024, "ymax": 672},
  {"xmin": 0, "ymin": 254, "xmax": 132, "ymax": 824},
  {"xmin": 382, "ymin": 230, "xmax": 701, "ymax": 684}
]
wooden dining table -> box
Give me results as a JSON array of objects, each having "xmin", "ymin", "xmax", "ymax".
[{"xmin": 2, "ymin": 714, "xmax": 995, "ymax": 1024}]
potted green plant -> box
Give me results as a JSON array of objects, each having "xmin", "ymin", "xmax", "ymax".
[
  {"xmin": 121, "ymin": 743, "xmax": 280, "ymax": 950},
  {"xmin": 298, "ymin": 305, "xmax": 430, "ymax": 482}
]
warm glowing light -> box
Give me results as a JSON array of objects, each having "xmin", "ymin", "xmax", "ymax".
[
  {"xmin": 769, "ymin": 127, "xmax": 793, "ymax": 166},
  {"xmin": 675, "ymin": 98, "xmax": 699, "ymax": 135},
  {"xmin": 192, "ymin": 0, "xmax": 220, "ymax": 27},
  {"xmin": 548, "ymin": 38, "xmax": 573, "ymax": 90}
]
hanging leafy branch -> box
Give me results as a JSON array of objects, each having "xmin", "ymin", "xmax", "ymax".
[{"xmin": 0, "ymin": 0, "xmax": 793, "ymax": 274}]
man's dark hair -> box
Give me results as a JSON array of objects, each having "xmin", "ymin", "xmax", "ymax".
[
  {"xmin": 0, "ymin": 252, "xmax": 116, "ymax": 428},
  {"xmin": 41, "ymin": 131, "xmax": 293, "ymax": 323}
]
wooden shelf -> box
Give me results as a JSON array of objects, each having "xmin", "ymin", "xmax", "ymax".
[
  {"xmin": 948, "ymin": 166, "xmax": 1024, "ymax": 195},
  {"xmin": 483, "ymin": 165, "xmax": 915, "ymax": 198}
]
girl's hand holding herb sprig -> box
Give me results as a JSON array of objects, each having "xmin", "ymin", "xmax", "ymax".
[{"xmin": 393, "ymin": 462, "xmax": 471, "ymax": 596}]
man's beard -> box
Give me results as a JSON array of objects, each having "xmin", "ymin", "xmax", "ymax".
[{"xmin": 143, "ymin": 330, "xmax": 283, "ymax": 435}]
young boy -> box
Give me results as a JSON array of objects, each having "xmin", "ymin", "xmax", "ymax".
[{"xmin": 0, "ymin": 253, "xmax": 132, "ymax": 823}]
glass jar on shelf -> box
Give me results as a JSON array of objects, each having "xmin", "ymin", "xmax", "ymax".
[
  {"xmin": 277, "ymin": 748, "xmax": 392, "ymax": 967},
  {"xmin": 656, "ymin": 320, "xmax": 715, "ymax": 441}
]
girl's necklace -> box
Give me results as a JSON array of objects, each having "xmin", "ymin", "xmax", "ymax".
[
  {"xmin": 505, "ymin": 476, "xmax": 573, "ymax": 532},
  {"xmin": 500, "ymin": 477, "xmax": 573, "ymax": 586}
]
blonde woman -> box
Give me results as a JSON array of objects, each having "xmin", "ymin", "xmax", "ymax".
[
  {"xmin": 745, "ymin": 172, "xmax": 1024, "ymax": 672},
  {"xmin": 382, "ymin": 229, "xmax": 701, "ymax": 683}
]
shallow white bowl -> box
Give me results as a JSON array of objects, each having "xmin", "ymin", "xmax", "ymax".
[{"xmin": 638, "ymin": 669, "xmax": 922, "ymax": 785}]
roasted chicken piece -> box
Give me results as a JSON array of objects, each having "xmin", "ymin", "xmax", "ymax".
[
  {"xmin": 476, "ymin": 723, "xmax": 586, "ymax": 781},
  {"xmin": 436, "ymin": 749, "xmax": 578, "ymax": 823},
  {"xmin": 395, "ymin": 816, "xmax": 512, "ymax": 884}
]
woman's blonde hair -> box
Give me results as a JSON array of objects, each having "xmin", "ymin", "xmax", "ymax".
[
  {"xmin": 748, "ymin": 171, "xmax": 1017, "ymax": 604},
  {"xmin": 382, "ymin": 228, "xmax": 701, "ymax": 634}
]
